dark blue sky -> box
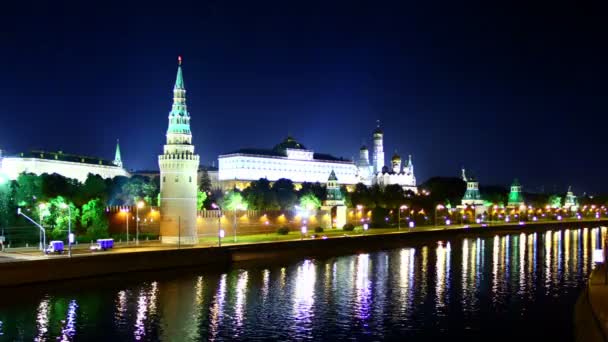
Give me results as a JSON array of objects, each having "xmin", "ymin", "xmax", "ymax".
[{"xmin": 1, "ymin": 1, "xmax": 607, "ymax": 193}]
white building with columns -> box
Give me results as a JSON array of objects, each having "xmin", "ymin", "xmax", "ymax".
[{"xmin": 218, "ymin": 136, "xmax": 358, "ymax": 189}]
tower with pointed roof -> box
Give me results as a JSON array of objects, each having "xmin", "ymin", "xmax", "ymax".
[
  {"xmin": 158, "ymin": 56, "xmax": 200, "ymax": 244},
  {"xmin": 564, "ymin": 186, "xmax": 578, "ymax": 211},
  {"xmin": 507, "ymin": 178, "xmax": 525, "ymax": 208},
  {"xmin": 323, "ymin": 170, "xmax": 346, "ymax": 228},
  {"xmin": 372, "ymin": 121, "xmax": 385, "ymax": 174},
  {"xmin": 461, "ymin": 168, "xmax": 484, "ymax": 206},
  {"xmin": 113, "ymin": 139, "xmax": 123, "ymax": 168}
]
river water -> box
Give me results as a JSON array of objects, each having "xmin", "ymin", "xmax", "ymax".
[{"xmin": 0, "ymin": 226, "xmax": 605, "ymax": 341}]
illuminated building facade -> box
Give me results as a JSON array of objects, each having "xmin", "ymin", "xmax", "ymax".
[
  {"xmin": 507, "ymin": 178, "xmax": 525, "ymax": 208},
  {"xmin": 218, "ymin": 136, "xmax": 358, "ymax": 188},
  {"xmin": 0, "ymin": 144, "xmax": 129, "ymax": 183},
  {"xmin": 158, "ymin": 57, "xmax": 199, "ymax": 244},
  {"xmin": 564, "ymin": 186, "xmax": 579, "ymax": 211},
  {"xmin": 361, "ymin": 124, "xmax": 417, "ymax": 192}
]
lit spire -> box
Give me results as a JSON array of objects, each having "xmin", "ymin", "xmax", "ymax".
[
  {"xmin": 174, "ymin": 56, "xmax": 185, "ymax": 89},
  {"xmin": 114, "ymin": 139, "xmax": 123, "ymax": 167}
]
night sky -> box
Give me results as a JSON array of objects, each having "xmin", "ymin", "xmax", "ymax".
[{"xmin": 1, "ymin": 1, "xmax": 607, "ymax": 193}]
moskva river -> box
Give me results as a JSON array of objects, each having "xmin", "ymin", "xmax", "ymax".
[{"xmin": 0, "ymin": 226, "xmax": 604, "ymax": 341}]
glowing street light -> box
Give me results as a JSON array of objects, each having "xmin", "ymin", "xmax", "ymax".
[
  {"xmin": 435, "ymin": 204, "xmax": 445, "ymax": 228},
  {"xmin": 212, "ymin": 203, "xmax": 222, "ymax": 247},
  {"xmin": 398, "ymin": 205, "xmax": 408, "ymax": 230},
  {"xmin": 136, "ymin": 201, "xmax": 144, "ymax": 246},
  {"xmin": 120, "ymin": 207, "xmax": 129, "ymax": 245},
  {"xmin": 38, "ymin": 203, "xmax": 47, "ymax": 250}
]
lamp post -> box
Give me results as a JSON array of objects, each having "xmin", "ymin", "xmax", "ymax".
[
  {"xmin": 38, "ymin": 203, "xmax": 46, "ymax": 250},
  {"xmin": 121, "ymin": 207, "xmax": 129, "ymax": 245},
  {"xmin": 212, "ymin": 203, "xmax": 222, "ymax": 247},
  {"xmin": 136, "ymin": 201, "xmax": 144, "ymax": 246},
  {"xmin": 398, "ymin": 205, "xmax": 407, "ymax": 230},
  {"xmin": 60, "ymin": 203, "xmax": 72, "ymax": 258},
  {"xmin": 435, "ymin": 204, "xmax": 444, "ymax": 228}
]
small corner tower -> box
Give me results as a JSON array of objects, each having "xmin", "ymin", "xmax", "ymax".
[
  {"xmin": 158, "ymin": 56, "xmax": 200, "ymax": 244},
  {"xmin": 461, "ymin": 168, "xmax": 484, "ymax": 206},
  {"xmin": 564, "ymin": 186, "xmax": 578, "ymax": 211},
  {"xmin": 113, "ymin": 139, "xmax": 123, "ymax": 168},
  {"xmin": 507, "ymin": 178, "xmax": 525, "ymax": 208},
  {"xmin": 372, "ymin": 120, "xmax": 385, "ymax": 174},
  {"xmin": 323, "ymin": 170, "xmax": 346, "ymax": 228}
]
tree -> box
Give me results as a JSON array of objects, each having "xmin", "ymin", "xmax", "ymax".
[
  {"xmin": 119, "ymin": 176, "xmax": 157, "ymax": 205},
  {"xmin": 222, "ymin": 190, "xmax": 248, "ymax": 211},
  {"xmin": 197, "ymin": 190, "xmax": 207, "ymax": 211},
  {"xmin": 243, "ymin": 178, "xmax": 278, "ymax": 210},
  {"xmin": 40, "ymin": 173, "xmax": 79, "ymax": 200},
  {"xmin": 44, "ymin": 196, "xmax": 80, "ymax": 240},
  {"xmin": 299, "ymin": 193, "xmax": 321, "ymax": 211},
  {"xmin": 0, "ymin": 176, "xmax": 13, "ymax": 231},
  {"xmin": 200, "ymin": 170, "xmax": 212, "ymax": 193},
  {"xmin": 548, "ymin": 195, "xmax": 563, "ymax": 208},
  {"xmin": 299, "ymin": 182, "xmax": 326, "ymax": 201},
  {"xmin": 272, "ymin": 178, "xmax": 297, "ymax": 210},
  {"xmin": 383, "ymin": 184, "xmax": 406, "ymax": 208},
  {"xmin": 14, "ymin": 173, "xmax": 43, "ymax": 207},
  {"xmin": 76, "ymin": 174, "xmax": 108, "ymax": 206},
  {"xmin": 81, "ymin": 198, "xmax": 109, "ymax": 239}
]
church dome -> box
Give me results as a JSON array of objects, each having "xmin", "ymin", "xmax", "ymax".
[
  {"xmin": 391, "ymin": 153, "xmax": 401, "ymax": 162},
  {"xmin": 273, "ymin": 136, "xmax": 307, "ymax": 152},
  {"xmin": 360, "ymin": 145, "xmax": 368, "ymax": 151},
  {"xmin": 373, "ymin": 127, "xmax": 383, "ymax": 135}
]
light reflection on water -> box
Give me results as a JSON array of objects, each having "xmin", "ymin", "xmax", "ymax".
[{"xmin": 0, "ymin": 226, "xmax": 605, "ymax": 341}]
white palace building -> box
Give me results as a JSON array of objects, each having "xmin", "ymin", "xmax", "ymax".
[
  {"xmin": 0, "ymin": 142, "xmax": 130, "ymax": 183},
  {"xmin": 218, "ymin": 136, "xmax": 359, "ymax": 189},
  {"xmin": 218, "ymin": 124, "xmax": 418, "ymax": 192}
]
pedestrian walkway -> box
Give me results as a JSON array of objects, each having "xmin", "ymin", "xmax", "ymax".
[{"xmin": 585, "ymin": 264, "xmax": 608, "ymax": 341}]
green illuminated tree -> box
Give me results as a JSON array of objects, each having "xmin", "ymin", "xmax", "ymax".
[
  {"xmin": 0, "ymin": 176, "xmax": 13, "ymax": 231},
  {"xmin": 45, "ymin": 196, "xmax": 80, "ymax": 240},
  {"xmin": 548, "ymin": 195, "xmax": 563, "ymax": 208},
  {"xmin": 197, "ymin": 190, "xmax": 208, "ymax": 211},
  {"xmin": 242, "ymin": 178, "xmax": 278, "ymax": 210},
  {"xmin": 299, "ymin": 193, "xmax": 321, "ymax": 211},
  {"xmin": 14, "ymin": 173, "xmax": 43, "ymax": 207},
  {"xmin": 119, "ymin": 176, "xmax": 157, "ymax": 205},
  {"xmin": 81, "ymin": 198, "xmax": 109, "ymax": 239},
  {"xmin": 222, "ymin": 190, "xmax": 247, "ymax": 211}
]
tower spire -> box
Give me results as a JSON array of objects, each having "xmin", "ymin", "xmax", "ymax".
[
  {"xmin": 113, "ymin": 139, "xmax": 123, "ymax": 167},
  {"xmin": 174, "ymin": 56, "xmax": 185, "ymax": 89}
]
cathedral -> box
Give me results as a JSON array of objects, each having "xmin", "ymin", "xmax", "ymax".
[{"xmin": 357, "ymin": 124, "xmax": 417, "ymax": 192}]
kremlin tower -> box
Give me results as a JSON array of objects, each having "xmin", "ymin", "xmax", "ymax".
[{"xmin": 158, "ymin": 57, "xmax": 200, "ymax": 244}]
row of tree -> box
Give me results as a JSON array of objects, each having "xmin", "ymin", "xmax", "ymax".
[{"xmin": 0, "ymin": 172, "xmax": 160, "ymax": 240}]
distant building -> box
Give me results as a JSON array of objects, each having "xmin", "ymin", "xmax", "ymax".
[
  {"xmin": 507, "ymin": 178, "xmax": 525, "ymax": 208},
  {"xmin": 459, "ymin": 168, "xmax": 487, "ymax": 216},
  {"xmin": 218, "ymin": 136, "xmax": 358, "ymax": 189},
  {"xmin": 360, "ymin": 122, "xmax": 417, "ymax": 192},
  {"xmin": 564, "ymin": 186, "xmax": 578, "ymax": 211},
  {"xmin": 0, "ymin": 142, "xmax": 129, "ymax": 183}
]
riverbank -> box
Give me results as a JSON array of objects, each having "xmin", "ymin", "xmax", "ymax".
[
  {"xmin": 1, "ymin": 219, "xmax": 606, "ymax": 287},
  {"xmin": 575, "ymin": 264, "xmax": 608, "ymax": 342}
]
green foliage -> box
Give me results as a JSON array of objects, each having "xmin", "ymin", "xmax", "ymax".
[
  {"xmin": 200, "ymin": 170, "xmax": 212, "ymax": 193},
  {"xmin": 77, "ymin": 174, "xmax": 108, "ymax": 205},
  {"xmin": 242, "ymin": 178, "xmax": 279, "ymax": 210},
  {"xmin": 44, "ymin": 196, "xmax": 80, "ymax": 240},
  {"xmin": 277, "ymin": 226, "xmax": 290, "ymax": 235},
  {"xmin": 119, "ymin": 176, "xmax": 157, "ymax": 205},
  {"xmin": 0, "ymin": 178, "xmax": 13, "ymax": 229},
  {"xmin": 14, "ymin": 173, "xmax": 43, "ymax": 207},
  {"xmin": 197, "ymin": 190, "xmax": 208, "ymax": 211},
  {"xmin": 299, "ymin": 182, "xmax": 326, "ymax": 201},
  {"xmin": 81, "ymin": 198, "xmax": 109, "ymax": 239},
  {"xmin": 222, "ymin": 190, "xmax": 247, "ymax": 211},
  {"xmin": 549, "ymin": 195, "xmax": 563, "ymax": 208},
  {"xmin": 314, "ymin": 226, "xmax": 324, "ymax": 233},
  {"xmin": 272, "ymin": 178, "xmax": 298, "ymax": 210},
  {"xmin": 342, "ymin": 223, "xmax": 355, "ymax": 231},
  {"xmin": 299, "ymin": 192, "xmax": 321, "ymax": 211}
]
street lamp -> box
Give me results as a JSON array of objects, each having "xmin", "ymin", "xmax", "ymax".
[
  {"xmin": 398, "ymin": 205, "xmax": 408, "ymax": 230},
  {"xmin": 136, "ymin": 201, "xmax": 144, "ymax": 246},
  {"xmin": 120, "ymin": 207, "xmax": 129, "ymax": 245},
  {"xmin": 212, "ymin": 203, "xmax": 222, "ymax": 247},
  {"xmin": 38, "ymin": 203, "xmax": 47, "ymax": 250},
  {"xmin": 435, "ymin": 204, "xmax": 444, "ymax": 228},
  {"xmin": 60, "ymin": 203, "xmax": 72, "ymax": 257}
]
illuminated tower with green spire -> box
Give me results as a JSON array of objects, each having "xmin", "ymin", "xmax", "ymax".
[
  {"xmin": 507, "ymin": 178, "xmax": 525, "ymax": 208},
  {"xmin": 461, "ymin": 168, "xmax": 484, "ymax": 206},
  {"xmin": 113, "ymin": 139, "xmax": 123, "ymax": 168},
  {"xmin": 158, "ymin": 56, "xmax": 200, "ymax": 244}
]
